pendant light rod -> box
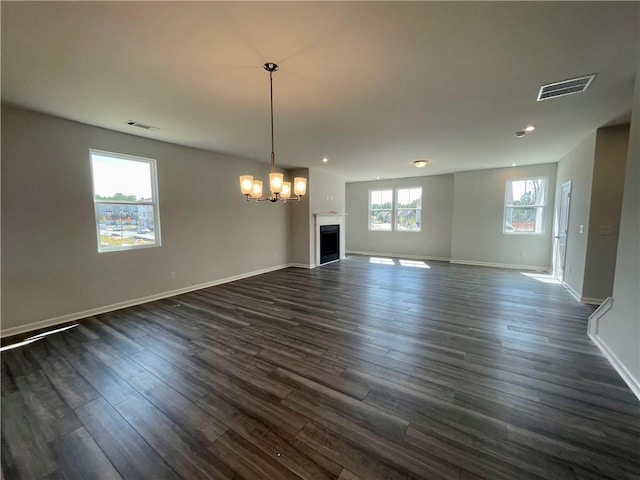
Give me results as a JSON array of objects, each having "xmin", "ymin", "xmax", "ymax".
[
  {"xmin": 239, "ymin": 62, "xmax": 307, "ymax": 203},
  {"xmin": 266, "ymin": 63, "xmax": 278, "ymax": 174}
]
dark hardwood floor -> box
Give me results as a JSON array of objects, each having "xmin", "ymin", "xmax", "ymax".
[{"xmin": 2, "ymin": 255, "xmax": 639, "ymax": 480}]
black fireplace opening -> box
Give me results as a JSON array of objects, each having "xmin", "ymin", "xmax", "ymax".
[{"xmin": 320, "ymin": 224, "xmax": 340, "ymax": 265}]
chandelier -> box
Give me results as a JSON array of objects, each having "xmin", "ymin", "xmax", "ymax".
[{"xmin": 240, "ymin": 63, "xmax": 307, "ymax": 203}]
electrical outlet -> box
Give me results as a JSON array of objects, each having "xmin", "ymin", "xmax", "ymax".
[
  {"xmin": 170, "ymin": 272, "xmax": 177, "ymax": 280},
  {"xmin": 579, "ymin": 225, "xmax": 584, "ymax": 234}
]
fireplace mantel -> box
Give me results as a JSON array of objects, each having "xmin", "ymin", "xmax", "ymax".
[{"xmin": 313, "ymin": 213, "xmax": 347, "ymax": 267}]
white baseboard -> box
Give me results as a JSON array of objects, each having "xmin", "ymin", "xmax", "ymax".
[
  {"xmin": 288, "ymin": 263, "xmax": 314, "ymax": 269},
  {"xmin": 450, "ymin": 259, "xmax": 551, "ymax": 272},
  {"xmin": 589, "ymin": 331, "xmax": 640, "ymax": 401},
  {"xmin": 347, "ymin": 250, "xmax": 451, "ymax": 262},
  {"xmin": 563, "ymin": 282, "xmax": 581, "ymax": 302},
  {"xmin": 1, "ymin": 263, "xmax": 296, "ymax": 338},
  {"xmin": 581, "ymin": 297, "xmax": 605, "ymax": 306}
]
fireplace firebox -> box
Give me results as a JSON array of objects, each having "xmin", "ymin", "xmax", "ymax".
[{"xmin": 319, "ymin": 224, "xmax": 340, "ymax": 265}]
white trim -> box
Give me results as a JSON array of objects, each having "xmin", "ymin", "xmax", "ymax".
[
  {"xmin": 450, "ymin": 259, "xmax": 551, "ymax": 272},
  {"xmin": 562, "ymin": 282, "xmax": 581, "ymax": 302},
  {"xmin": 581, "ymin": 297, "xmax": 605, "ymax": 306},
  {"xmin": 587, "ymin": 297, "xmax": 613, "ymax": 336},
  {"xmin": 347, "ymin": 250, "xmax": 450, "ymax": 262},
  {"xmin": 589, "ymin": 331, "xmax": 640, "ymax": 401},
  {"xmin": 288, "ymin": 263, "xmax": 314, "ymax": 269},
  {"xmin": 1, "ymin": 263, "xmax": 295, "ymax": 338}
]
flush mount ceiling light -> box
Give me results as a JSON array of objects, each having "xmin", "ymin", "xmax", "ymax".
[
  {"xmin": 413, "ymin": 160, "xmax": 429, "ymax": 168},
  {"xmin": 240, "ymin": 63, "xmax": 307, "ymax": 203},
  {"xmin": 524, "ymin": 125, "xmax": 536, "ymax": 132},
  {"xmin": 322, "ymin": 157, "xmax": 329, "ymax": 163}
]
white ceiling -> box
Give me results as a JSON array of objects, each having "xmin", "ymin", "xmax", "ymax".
[{"xmin": 2, "ymin": 2, "xmax": 638, "ymax": 182}]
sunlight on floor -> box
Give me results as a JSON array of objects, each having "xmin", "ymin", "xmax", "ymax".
[
  {"xmin": 521, "ymin": 272, "xmax": 561, "ymax": 284},
  {"xmin": 370, "ymin": 257, "xmax": 395, "ymax": 265},
  {"xmin": 0, "ymin": 324, "xmax": 78, "ymax": 352},
  {"xmin": 369, "ymin": 257, "xmax": 431, "ymax": 268},
  {"xmin": 399, "ymin": 260, "xmax": 431, "ymax": 269}
]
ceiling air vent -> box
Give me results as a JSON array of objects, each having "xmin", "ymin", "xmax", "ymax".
[
  {"xmin": 537, "ymin": 74, "xmax": 596, "ymax": 101},
  {"xmin": 125, "ymin": 120, "xmax": 160, "ymax": 131}
]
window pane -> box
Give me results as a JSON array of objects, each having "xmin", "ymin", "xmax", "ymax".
[
  {"xmin": 396, "ymin": 209, "xmax": 421, "ymax": 231},
  {"xmin": 507, "ymin": 178, "xmax": 545, "ymax": 206},
  {"xmin": 370, "ymin": 209, "xmax": 392, "ymax": 230},
  {"xmin": 370, "ymin": 190, "xmax": 392, "ymax": 209},
  {"xmin": 505, "ymin": 207, "xmax": 543, "ymax": 233},
  {"xmin": 397, "ymin": 188, "xmax": 422, "ymax": 209},
  {"xmin": 91, "ymin": 153, "xmax": 154, "ymax": 201},
  {"xmin": 97, "ymin": 203, "xmax": 157, "ymax": 248}
]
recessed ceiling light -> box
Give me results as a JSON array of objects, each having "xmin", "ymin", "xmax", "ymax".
[
  {"xmin": 515, "ymin": 131, "xmax": 526, "ymax": 138},
  {"xmin": 511, "ymin": 163, "xmax": 517, "ymax": 167},
  {"xmin": 322, "ymin": 158, "xmax": 329, "ymax": 163},
  {"xmin": 413, "ymin": 160, "xmax": 429, "ymax": 168},
  {"xmin": 524, "ymin": 125, "xmax": 536, "ymax": 132}
]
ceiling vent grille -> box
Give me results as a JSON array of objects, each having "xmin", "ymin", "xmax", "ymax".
[
  {"xmin": 125, "ymin": 120, "xmax": 160, "ymax": 131},
  {"xmin": 537, "ymin": 74, "xmax": 596, "ymax": 101}
]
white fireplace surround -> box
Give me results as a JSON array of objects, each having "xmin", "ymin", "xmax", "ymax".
[{"xmin": 313, "ymin": 213, "xmax": 346, "ymax": 267}]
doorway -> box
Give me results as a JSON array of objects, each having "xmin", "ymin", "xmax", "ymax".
[{"xmin": 555, "ymin": 180, "xmax": 572, "ymax": 282}]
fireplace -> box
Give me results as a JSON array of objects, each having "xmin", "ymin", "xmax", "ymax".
[{"xmin": 319, "ymin": 224, "xmax": 340, "ymax": 265}]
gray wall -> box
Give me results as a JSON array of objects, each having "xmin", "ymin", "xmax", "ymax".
[
  {"xmin": 554, "ymin": 133, "xmax": 597, "ymax": 296},
  {"xmin": 451, "ymin": 163, "xmax": 557, "ymax": 269},
  {"xmin": 582, "ymin": 125, "xmax": 630, "ymax": 300},
  {"xmin": 346, "ymin": 175, "xmax": 454, "ymax": 260},
  {"xmin": 598, "ymin": 70, "xmax": 640, "ymax": 389},
  {"xmin": 2, "ymin": 106, "xmax": 289, "ymax": 334},
  {"xmin": 288, "ymin": 168, "xmax": 311, "ymax": 266}
]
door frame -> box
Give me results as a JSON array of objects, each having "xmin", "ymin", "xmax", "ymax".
[{"xmin": 554, "ymin": 180, "xmax": 572, "ymax": 282}]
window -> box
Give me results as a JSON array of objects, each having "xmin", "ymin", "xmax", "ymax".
[
  {"xmin": 369, "ymin": 187, "xmax": 422, "ymax": 232},
  {"xmin": 504, "ymin": 177, "xmax": 547, "ymax": 234},
  {"xmin": 90, "ymin": 150, "xmax": 161, "ymax": 252},
  {"xmin": 369, "ymin": 189, "xmax": 393, "ymax": 230},
  {"xmin": 396, "ymin": 187, "xmax": 422, "ymax": 231}
]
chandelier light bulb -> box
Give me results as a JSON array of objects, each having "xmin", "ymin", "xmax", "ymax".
[
  {"xmin": 240, "ymin": 175, "xmax": 254, "ymax": 195},
  {"xmin": 294, "ymin": 177, "xmax": 307, "ymax": 196},
  {"xmin": 269, "ymin": 172, "xmax": 284, "ymax": 193},
  {"xmin": 251, "ymin": 180, "xmax": 263, "ymax": 198}
]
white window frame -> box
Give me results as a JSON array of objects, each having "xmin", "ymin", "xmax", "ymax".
[
  {"xmin": 368, "ymin": 189, "xmax": 393, "ymax": 231},
  {"xmin": 395, "ymin": 187, "xmax": 422, "ymax": 233},
  {"xmin": 90, "ymin": 149, "xmax": 162, "ymax": 252},
  {"xmin": 503, "ymin": 176, "xmax": 548, "ymax": 235},
  {"xmin": 368, "ymin": 187, "xmax": 422, "ymax": 232}
]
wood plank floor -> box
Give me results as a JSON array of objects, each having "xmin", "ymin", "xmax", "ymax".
[{"xmin": 2, "ymin": 255, "xmax": 639, "ymax": 480}]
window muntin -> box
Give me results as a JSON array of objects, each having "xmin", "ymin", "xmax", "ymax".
[
  {"xmin": 504, "ymin": 177, "xmax": 547, "ymax": 234},
  {"xmin": 90, "ymin": 150, "xmax": 161, "ymax": 252},
  {"xmin": 369, "ymin": 187, "xmax": 422, "ymax": 232},
  {"xmin": 369, "ymin": 189, "xmax": 393, "ymax": 231},
  {"xmin": 396, "ymin": 187, "xmax": 422, "ymax": 232}
]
